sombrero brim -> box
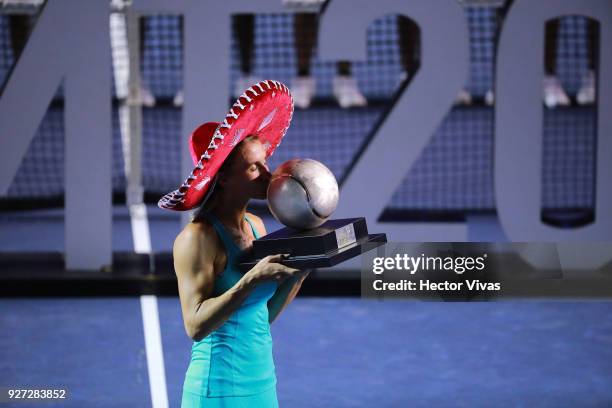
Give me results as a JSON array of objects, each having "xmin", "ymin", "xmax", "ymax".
[{"xmin": 158, "ymin": 80, "xmax": 293, "ymax": 211}]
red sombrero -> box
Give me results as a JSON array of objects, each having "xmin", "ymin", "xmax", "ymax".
[{"xmin": 158, "ymin": 80, "xmax": 294, "ymax": 211}]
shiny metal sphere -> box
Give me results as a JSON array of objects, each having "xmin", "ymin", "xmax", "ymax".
[{"xmin": 267, "ymin": 159, "xmax": 339, "ymax": 230}]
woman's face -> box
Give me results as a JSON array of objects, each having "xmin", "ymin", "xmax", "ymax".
[{"xmin": 221, "ymin": 138, "xmax": 271, "ymax": 200}]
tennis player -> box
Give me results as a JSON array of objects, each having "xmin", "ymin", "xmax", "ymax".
[{"xmin": 159, "ymin": 80, "xmax": 309, "ymax": 407}]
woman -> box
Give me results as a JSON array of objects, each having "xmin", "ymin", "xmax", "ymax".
[{"xmin": 159, "ymin": 80, "xmax": 308, "ymax": 407}]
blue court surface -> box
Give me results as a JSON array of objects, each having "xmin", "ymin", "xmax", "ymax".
[
  {"xmin": 1, "ymin": 298, "xmax": 611, "ymax": 407},
  {"xmin": 0, "ymin": 5, "xmax": 609, "ymax": 408}
]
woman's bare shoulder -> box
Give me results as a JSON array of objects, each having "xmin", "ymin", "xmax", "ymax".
[
  {"xmin": 174, "ymin": 219, "xmax": 219, "ymax": 257},
  {"xmin": 246, "ymin": 212, "xmax": 267, "ymax": 235}
]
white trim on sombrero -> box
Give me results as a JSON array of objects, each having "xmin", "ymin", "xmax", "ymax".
[{"xmin": 159, "ymin": 80, "xmax": 293, "ymax": 210}]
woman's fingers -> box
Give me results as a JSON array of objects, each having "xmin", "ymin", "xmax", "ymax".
[
  {"xmin": 258, "ymin": 254, "xmax": 305, "ymax": 283},
  {"xmin": 266, "ymin": 253, "xmax": 290, "ymax": 263}
]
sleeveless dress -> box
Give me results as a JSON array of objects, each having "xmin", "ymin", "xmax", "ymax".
[{"xmin": 181, "ymin": 212, "xmax": 279, "ymax": 408}]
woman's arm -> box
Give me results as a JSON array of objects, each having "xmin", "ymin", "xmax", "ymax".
[
  {"xmin": 174, "ymin": 223, "xmax": 257, "ymax": 342},
  {"xmin": 246, "ymin": 213, "xmax": 310, "ymax": 324},
  {"xmin": 175, "ymin": 221, "xmax": 302, "ymax": 341},
  {"xmin": 267, "ymin": 271, "xmax": 310, "ymax": 323}
]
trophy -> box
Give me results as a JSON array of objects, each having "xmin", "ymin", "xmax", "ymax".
[{"xmin": 238, "ymin": 159, "xmax": 387, "ymax": 271}]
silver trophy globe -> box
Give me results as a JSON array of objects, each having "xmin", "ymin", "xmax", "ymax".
[{"xmin": 267, "ymin": 159, "xmax": 339, "ymax": 230}]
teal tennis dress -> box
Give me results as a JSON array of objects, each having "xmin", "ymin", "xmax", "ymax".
[{"xmin": 181, "ymin": 212, "xmax": 279, "ymax": 408}]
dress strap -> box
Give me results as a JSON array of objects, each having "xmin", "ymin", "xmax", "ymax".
[{"xmin": 244, "ymin": 215, "xmax": 261, "ymax": 240}]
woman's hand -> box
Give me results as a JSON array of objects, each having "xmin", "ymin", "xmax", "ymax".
[{"xmin": 245, "ymin": 254, "xmax": 305, "ymax": 285}]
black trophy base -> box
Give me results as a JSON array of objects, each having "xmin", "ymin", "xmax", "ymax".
[{"xmin": 237, "ymin": 217, "xmax": 387, "ymax": 271}]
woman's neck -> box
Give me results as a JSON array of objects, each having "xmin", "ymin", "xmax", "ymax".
[{"xmin": 211, "ymin": 193, "xmax": 250, "ymax": 232}]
